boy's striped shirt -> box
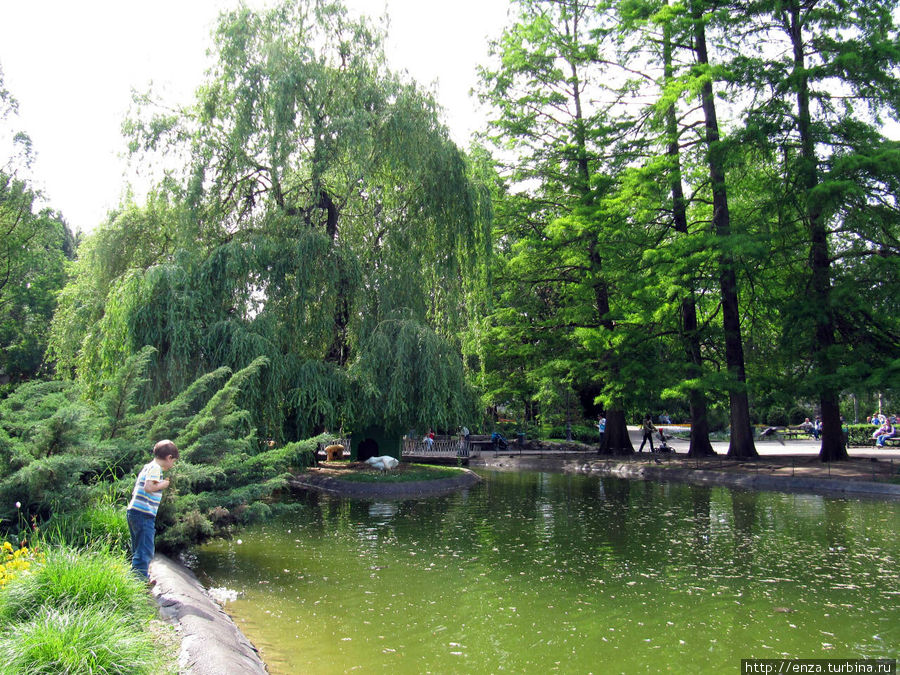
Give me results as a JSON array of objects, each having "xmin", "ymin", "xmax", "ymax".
[{"xmin": 128, "ymin": 461, "xmax": 164, "ymax": 516}]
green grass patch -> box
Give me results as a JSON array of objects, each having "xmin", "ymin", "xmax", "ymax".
[
  {"xmin": 0, "ymin": 546, "xmax": 154, "ymax": 625},
  {"xmin": 338, "ymin": 463, "xmax": 465, "ymax": 483},
  {"xmin": 43, "ymin": 504, "xmax": 130, "ymax": 550},
  {"xmin": 0, "ymin": 604, "xmax": 160, "ymax": 675}
]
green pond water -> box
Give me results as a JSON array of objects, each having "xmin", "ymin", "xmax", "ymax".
[{"xmin": 191, "ymin": 471, "xmax": 899, "ymax": 673}]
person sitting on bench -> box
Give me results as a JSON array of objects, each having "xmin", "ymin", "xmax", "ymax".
[
  {"xmin": 874, "ymin": 419, "xmax": 896, "ymax": 447},
  {"xmin": 491, "ymin": 431, "xmax": 508, "ymax": 451}
]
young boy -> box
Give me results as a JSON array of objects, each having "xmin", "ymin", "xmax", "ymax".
[{"xmin": 127, "ymin": 439, "xmax": 178, "ymax": 581}]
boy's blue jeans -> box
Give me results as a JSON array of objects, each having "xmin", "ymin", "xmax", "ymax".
[{"xmin": 127, "ymin": 509, "xmax": 156, "ymax": 580}]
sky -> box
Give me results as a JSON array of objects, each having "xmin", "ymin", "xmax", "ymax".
[{"xmin": 0, "ymin": 0, "xmax": 511, "ymax": 234}]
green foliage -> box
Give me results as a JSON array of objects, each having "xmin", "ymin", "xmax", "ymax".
[
  {"xmin": 350, "ymin": 317, "xmax": 478, "ymax": 435},
  {"xmin": 766, "ymin": 406, "xmax": 788, "ymax": 427},
  {"xmin": 0, "ymin": 74, "xmax": 76, "ymax": 385},
  {"xmin": 43, "ymin": 505, "xmax": 129, "ymax": 551},
  {"xmin": 52, "ymin": 0, "xmax": 490, "ymax": 445},
  {"xmin": 0, "ymin": 345, "xmax": 316, "ymax": 550},
  {"xmin": 543, "ymin": 424, "xmax": 599, "ymax": 444},
  {"xmin": 788, "ymin": 407, "xmax": 813, "ymax": 426},
  {"xmin": 469, "ymin": 0, "xmax": 899, "ymax": 455},
  {"xmin": 0, "ymin": 604, "xmax": 159, "ymax": 675},
  {"xmin": 0, "ymin": 547, "xmax": 152, "ymax": 625},
  {"xmin": 846, "ymin": 424, "xmax": 883, "ymax": 447}
]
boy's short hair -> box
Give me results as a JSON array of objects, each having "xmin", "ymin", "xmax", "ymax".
[{"xmin": 153, "ymin": 439, "xmax": 179, "ymax": 459}]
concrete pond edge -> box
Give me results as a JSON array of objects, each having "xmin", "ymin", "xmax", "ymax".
[
  {"xmin": 149, "ymin": 554, "xmax": 267, "ymax": 675},
  {"xmin": 473, "ymin": 455, "xmax": 900, "ymax": 499},
  {"xmin": 288, "ymin": 466, "xmax": 482, "ymax": 499}
]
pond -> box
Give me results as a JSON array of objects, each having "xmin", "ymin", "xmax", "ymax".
[{"xmin": 191, "ymin": 470, "xmax": 899, "ymax": 673}]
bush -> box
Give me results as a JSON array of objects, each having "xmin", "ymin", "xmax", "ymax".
[
  {"xmin": 788, "ymin": 406, "xmax": 811, "ymax": 425},
  {"xmin": 766, "ymin": 406, "xmax": 788, "ymax": 427},
  {"xmin": 707, "ymin": 407, "xmax": 730, "ymax": 433},
  {"xmin": 847, "ymin": 424, "xmax": 879, "ymax": 447},
  {"xmin": 0, "ymin": 604, "xmax": 159, "ymax": 675},
  {"xmin": 0, "ymin": 547, "xmax": 152, "ymax": 625},
  {"xmin": 543, "ymin": 424, "xmax": 597, "ymax": 444}
]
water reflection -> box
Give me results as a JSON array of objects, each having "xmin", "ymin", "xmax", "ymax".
[
  {"xmin": 368, "ymin": 502, "xmax": 398, "ymax": 522},
  {"xmin": 192, "ymin": 470, "xmax": 900, "ymax": 674}
]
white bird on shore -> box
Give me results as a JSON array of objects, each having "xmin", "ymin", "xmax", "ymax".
[{"xmin": 365, "ymin": 456, "xmax": 399, "ymax": 471}]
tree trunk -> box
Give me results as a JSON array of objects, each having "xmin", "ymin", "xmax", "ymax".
[
  {"xmin": 785, "ymin": 2, "xmax": 848, "ymax": 461},
  {"xmin": 326, "ymin": 271, "xmax": 350, "ymax": 366},
  {"xmin": 589, "ymin": 236, "xmax": 634, "ymax": 457},
  {"xmin": 599, "ymin": 408, "xmax": 635, "ymax": 455},
  {"xmin": 664, "ymin": 18, "xmax": 716, "ymax": 458},
  {"xmin": 691, "ymin": 0, "xmax": 757, "ymax": 458},
  {"xmin": 682, "ymin": 297, "xmax": 717, "ymax": 457}
]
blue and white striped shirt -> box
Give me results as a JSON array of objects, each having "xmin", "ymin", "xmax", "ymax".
[{"xmin": 127, "ymin": 461, "xmax": 165, "ymax": 516}]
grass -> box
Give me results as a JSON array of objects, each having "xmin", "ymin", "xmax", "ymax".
[
  {"xmin": 43, "ymin": 504, "xmax": 129, "ymax": 550},
  {"xmin": 336, "ymin": 463, "xmax": 466, "ymax": 483},
  {"xmin": 0, "ymin": 546, "xmax": 154, "ymax": 625},
  {"xmin": 0, "ymin": 604, "xmax": 160, "ymax": 675},
  {"xmin": 0, "ymin": 542, "xmax": 169, "ymax": 675}
]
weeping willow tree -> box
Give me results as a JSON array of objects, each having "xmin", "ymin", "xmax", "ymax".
[{"xmin": 50, "ymin": 0, "xmax": 489, "ymax": 440}]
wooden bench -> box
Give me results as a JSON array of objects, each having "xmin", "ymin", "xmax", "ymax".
[
  {"xmin": 465, "ymin": 434, "xmax": 507, "ymax": 453},
  {"xmin": 757, "ymin": 426, "xmax": 812, "ymax": 441}
]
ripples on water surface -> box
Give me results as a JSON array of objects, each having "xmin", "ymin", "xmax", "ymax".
[{"xmin": 192, "ymin": 470, "xmax": 899, "ymax": 673}]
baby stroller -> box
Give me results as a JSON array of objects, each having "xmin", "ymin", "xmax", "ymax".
[{"xmin": 655, "ymin": 429, "xmax": 674, "ymax": 454}]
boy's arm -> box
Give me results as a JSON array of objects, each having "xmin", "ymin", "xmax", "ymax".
[{"xmin": 144, "ymin": 478, "xmax": 170, "ymax": 492}]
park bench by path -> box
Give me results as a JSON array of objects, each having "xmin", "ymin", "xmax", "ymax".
[
  {"xmin": 465, "ymin": 434, "xmax": 501, "ymax": 454},
  {"xmin": 757, "ymin": 426, "xmax": 813, "ymax": 441},
  {"xmin": 781, "ymin": 427, "xmax": 812, "ymax": 440}
]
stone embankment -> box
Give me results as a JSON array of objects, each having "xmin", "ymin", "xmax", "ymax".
[{"xmin": 149, "ymin": 554, "xmax": 267, "ymax": 675}]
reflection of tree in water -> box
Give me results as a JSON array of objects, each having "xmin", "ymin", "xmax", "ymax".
[
  {"xmin": 597, "ymin": 477, "xmax": 634, "ymax": 556},
  {"xmin": 688, "ymin": 485, "xmax": 714, "ymax": 574},
  {"xmin": 823, "ymin": 499, "xmax": 850, "ymax": 550},
  {"xmin": 731, "ymin": 489, "xmax": 759, "ymax": 569}
]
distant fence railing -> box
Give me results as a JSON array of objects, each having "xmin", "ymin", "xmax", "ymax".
[
  {"xmin": 316, "ymin": 438, "xmax": 351, "ymax": 456},
  {"xmin": 402, "ymin": 437, "xmax": 476, "ymax": 459}
]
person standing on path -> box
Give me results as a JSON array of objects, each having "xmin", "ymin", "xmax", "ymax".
[
  {"xmin": 637, "ymin": 414, "xmax": 656, "ymax": 453},
  {"xmin": 597, "ymin": 415, "xmax": 606, "ymax": 446},
  {"xmin": 127, "ymin": 440, "xmax": 178, "ymax": 581}
]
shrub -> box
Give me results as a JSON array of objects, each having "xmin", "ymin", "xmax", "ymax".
[
  {"xmin": 0, "ymin": 547, "xmax": 152, "ymax": 625},
  {"xmin": 766, "ymin": 406, "xmax": 788, "ymax": 427},
  {"xmin": 0, "ymin": 604, "xmax": 159, "ymax": 675},
  {"xmin": 847, "ymin": 424, "xmax": 879, "ymax": 447},
  {"xmin": 788, "ymin": 406, "xmax": 811, "ymax": 425},
  {"xmin": 707, "ymin": 406, "xmax": 730, "ymax": 432},
  {"xmin": 542, "ymin": 424, "xmax": 596, "ymax": 444}
]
